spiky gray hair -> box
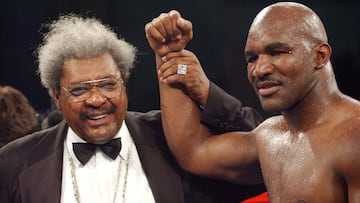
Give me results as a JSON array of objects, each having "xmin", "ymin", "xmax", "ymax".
[{"xmin": 36, "ymin": 14, "xmax": 137, "ymax": 97}]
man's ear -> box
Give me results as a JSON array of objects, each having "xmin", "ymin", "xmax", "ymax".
[
  {"xmin": 52, "ymin": 89, "xmax": 61, "ymax": 110},
  {"xmin": 314, "ymin": 42, "xmax": 332, "ymax": 70}
]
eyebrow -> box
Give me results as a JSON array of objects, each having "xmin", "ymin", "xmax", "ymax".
[
  {"xmin": 245, "ymin": 42, "xmax": 292, "ymax": 57},
  {"xmin": 264, "ymin": 42, "xmax": 292, "ymax": 52},
  {"xmin": 70, "ymin": 75, "xmax": 118, "ymax": 85}
]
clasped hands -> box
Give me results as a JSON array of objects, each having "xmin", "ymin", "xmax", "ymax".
[
  {"xmin": 144, "ymin": 10, "xmax": 210, "ymax": 107},
  {"xmin": 145, "ymin": 10, "xmax": 193, "ymax": 57}
]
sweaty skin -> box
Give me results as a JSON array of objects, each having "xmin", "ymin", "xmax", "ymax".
[{"xmin": 149, "ymin": 2, "xmax": 360, "ymax": 203}]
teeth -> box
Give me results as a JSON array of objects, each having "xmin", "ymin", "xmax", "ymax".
[{"xmin": 89, "ymin": 114, "xmax": 107, "ymax": 120}]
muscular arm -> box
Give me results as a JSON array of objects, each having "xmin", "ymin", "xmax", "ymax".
[
  {"xmin": 145, "ymin": 11, "xmax": 263, "ymax": 184},
  {"xmin": 157, "ymin": 51, "xmax": 262, "ymax": 184}
]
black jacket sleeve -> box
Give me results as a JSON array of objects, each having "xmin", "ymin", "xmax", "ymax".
[{"xmin": 201, "ymin": 82, "xmax": 263, "ymax": 134}]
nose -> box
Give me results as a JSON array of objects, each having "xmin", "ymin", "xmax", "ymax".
[
  {"xmin": 84, "ymin": 88, "xmax": 107, "ymax": 106},
  {"xmin": 251, "ymin": 54, "xmax": 274, "ymax": 79}
]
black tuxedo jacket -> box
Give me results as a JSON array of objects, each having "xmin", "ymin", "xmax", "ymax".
[{"xmin": 0, "ymin": 83, "xmax": 265, "ymax": 203}]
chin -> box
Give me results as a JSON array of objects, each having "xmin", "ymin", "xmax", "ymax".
[
  {"xmin": 85, "ymin": 128, "xmax": 118, "ymax": 143},
  {"xmin": 261, "ymin": 102, "xmax": 282, "ymax": 113}
]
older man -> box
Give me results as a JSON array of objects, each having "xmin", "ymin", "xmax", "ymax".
[{"xmin": 0, "ymin": 14, "xmax": 265, "ymax": 203}]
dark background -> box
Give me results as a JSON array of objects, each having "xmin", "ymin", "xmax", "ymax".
[{"xmin": 1, "ymin": 0, "xmax": 359, "ymax": 118}]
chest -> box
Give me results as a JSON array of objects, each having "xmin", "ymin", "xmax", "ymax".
[
  {"xmin": 257, "ymin": 131, "xmax": 346, "ymax": 202},
  {"xmin": 61, "ymin": 146, "xmax": 155, "ymax": 203}
]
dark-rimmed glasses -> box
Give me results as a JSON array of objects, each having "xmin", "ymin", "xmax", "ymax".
[{"xmin": 62, "ymin": 77, "xmax": 123, "ymax": 103}]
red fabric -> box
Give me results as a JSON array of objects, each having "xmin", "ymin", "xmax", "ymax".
[{"xmin": 241, "ymin": 192, "xmax": 269, "ymax": 203}]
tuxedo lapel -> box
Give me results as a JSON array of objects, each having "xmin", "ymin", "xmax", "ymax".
[
  {"xmin": 16, "ymin": 112, "xmax": 184, "ymax": 203},
  {"xmin": 125, "ymin": 111, "xmax": 184, "ymax": 203},
  {"xmin": 18, "ymin": 121, "xmax": 67, "ymax": 203}
]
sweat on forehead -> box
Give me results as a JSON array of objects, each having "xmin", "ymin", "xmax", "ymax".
[{"xmin": 248, "ymin": 2, "xmax": 328, "ymax": 44}]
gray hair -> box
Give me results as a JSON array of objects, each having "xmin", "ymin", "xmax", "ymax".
[{"xmin": 36, "ymin": 14, "xmax": 137, "ymax": 97}]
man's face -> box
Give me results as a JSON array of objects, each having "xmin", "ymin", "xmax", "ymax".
[
  {"xmin": 53, "ymin": 53, "xmax": 127, "ymax": 144},
  {"xmin": 244, "ymin": 20, "xmax": 316, "ymax": 113}
]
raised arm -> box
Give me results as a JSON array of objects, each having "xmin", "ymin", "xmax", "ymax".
[
  {"xmin": 144, "ymin": 11, "xmax": 262, "ymax": 184},
  {"xmin": 157, "ymin": 50, "xmax": 262, "ymax": 184},
  {"xmin": 145, "ymin": 10, "xmax": 264, "ymax": 133}
]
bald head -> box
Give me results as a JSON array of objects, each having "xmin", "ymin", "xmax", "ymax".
[
  {"xmin": 245, "ymin": 2, "xmax": 337, "ymax": 112},
  {"xmin": 248, "ymin": 2, "xmax": 328, "ymax": 49}
]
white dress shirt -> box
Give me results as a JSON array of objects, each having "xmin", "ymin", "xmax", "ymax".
[{"xmin": 61, "ymin": 121, "xmax": 156, "ymax": 203}]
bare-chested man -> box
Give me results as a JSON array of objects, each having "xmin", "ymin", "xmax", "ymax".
[{"xmin": 145, "ymin": 2, "xmax": 360, "ymax": 202}]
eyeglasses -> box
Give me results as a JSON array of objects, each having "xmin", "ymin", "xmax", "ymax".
[{"xmin": 62, "ymin": 77, "xmax": 123, "ymax": 103}]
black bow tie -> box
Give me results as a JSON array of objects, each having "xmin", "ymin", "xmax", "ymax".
[{"xmin": 73, "ymin": 138, "xmax": 122, "ymax": 165}]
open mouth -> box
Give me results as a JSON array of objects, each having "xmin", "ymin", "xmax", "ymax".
[
  {"xmin": 84, "ymin": 112, "xmax": 112, "ymax": 127},
  {"xmin": 80, "ymin": 106, "xmax": 116, "ymax": 125},
  {"xmin": 80, "ymin": 110, "xmax": 113, "ymax": 127},
  {"xmin": 88, "ymin": 114, "xmax": 108, "ymax": 120}
]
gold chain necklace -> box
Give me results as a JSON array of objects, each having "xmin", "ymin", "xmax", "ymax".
[{"xmin": 66, "ymin": 146, "xmax": 131, "ymax": 203}]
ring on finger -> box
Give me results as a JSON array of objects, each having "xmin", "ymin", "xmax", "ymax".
[{"xmin": 177, "ymin": 64, "xmax": 187, "ymax": 75}]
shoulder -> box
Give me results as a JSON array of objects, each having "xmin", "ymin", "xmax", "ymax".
[
  {"xmin": 0, "ymin": 124, "xmax": 63, "ymax": 172},
  {"xmin": 0, "ymin": 123, "xmax": 64, "ymax": 200},
  {"xmin": 330, "ymin": 97, "xmax": 360, "ymax": 179},
  {"xmin": 252, "ymin": 115, "xmax": 287, "ymax": 150},
  {"xmin": 125, "ymin": 110, "xmax": 162, "ymax": 129},
  {"xmin": 334, "ymin": 103, "xmax": 360, "ymax": 149},
  {"xmin": 333, "ymin": 119, "xmax": 360, "ymax": 184},
  {"xmin": 0, "ymin": 129, "xmax": 49, "ymax": 186},
  {"xmin": 334, "ymin": 97, "xmax": 360, "ymax": 140},
  {"xmin": 0, "ymin": 129, "xmax": 50, "ymax": 158},
  {"xmin": 254, "ymin": 115, "xmax": 286, "ymax": 133},
  {"xmin": 126, "ymin": 110, "xmax": 161, "ymax": 122},
  {"xmin": 125, "ymin": 110, "xmax": 164, "ymax": 139}
]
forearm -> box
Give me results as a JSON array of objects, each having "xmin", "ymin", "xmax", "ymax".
[
  {"xmin": 157, "ymin": 54, "xmax": 264, "ymax": 185},
  {"xmin": 155, "ymin": 55, "xmax": 209, "ymax": 170}
]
